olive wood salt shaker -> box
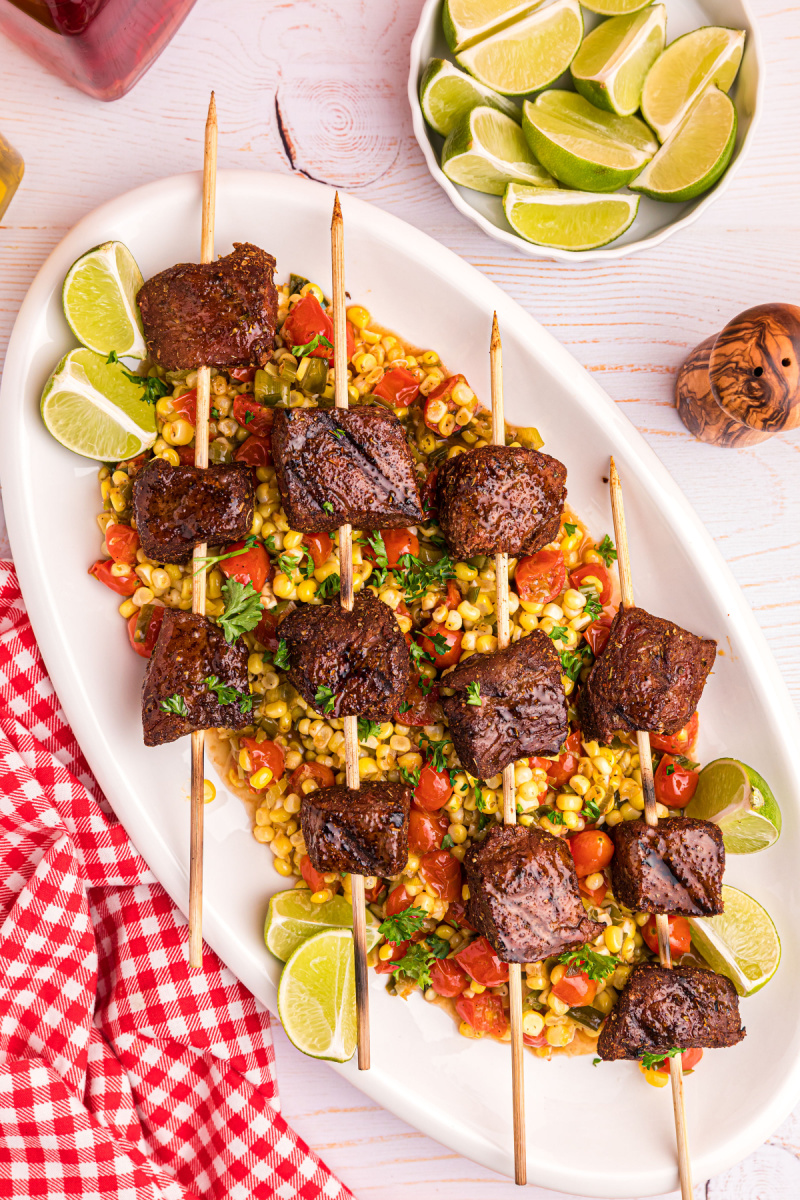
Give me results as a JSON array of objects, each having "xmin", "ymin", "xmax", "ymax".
[{"xmin": 675, "ymin": 303, "xmax": 800, "ymax": 446}]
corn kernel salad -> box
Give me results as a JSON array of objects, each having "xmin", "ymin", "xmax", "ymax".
[{"xmin": 92, "ymin": 273, "xmax": 705, "ymax": 1063}]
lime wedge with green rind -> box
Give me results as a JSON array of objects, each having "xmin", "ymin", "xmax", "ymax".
[
  {"xmin": 62, "ymin": 241, "xmax": 147, "ymax": 359},
  {"xmin": 630, "ymin": 86, "xmax": 737, "ymax": 202},
  {"xmin": 265, "ymin": 887, "xmax": 381, "ymax": 962},
  {"xmin": 277, "ymin": 927, "xmax": 358, "ymax": 1062},
  {"xmin": 522, "ymin": 90, "xmax": 657, "ymax": 192},
  {"xmin": 443, "ymin": 0, "xmax": 544, "ymax": 53},
  {"xmin": 420, "ymin": 59, "xmax": 520, "ymax": 137},
  {"xmin": 41, "ymin": 347, "xmax": 157, "ymax": 461},
  {"xmin": 580, "ymin": 0, "xmax": 652, "ymax": 14},
  {"xmin": 443, "ymin": 106, "xmax": 556, "ymax": 194},
  {"xmin": 641, "ymin": 26, "xmax": 745, "ymax": 142},
  {"xmin": 690, "ymin": 884, "xmax": 781, "ymax": 996},
  {"xmin": 456, "ymin": 0, "xmax": 583, "ymax": 96},
  {"xmin": 503, "ymin": 183, "xmax": 639, "ymax": 250},
  {"xmin": 685, "ymin": 756, "xmax": 781, "ymax": 854},
  {"xmin": 571, "ymin": 6, "xmax": 667, "ymax": 117}
]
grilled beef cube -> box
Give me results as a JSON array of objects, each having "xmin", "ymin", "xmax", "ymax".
[
  {"xmin": 137, "ymin": 242, "xmax": 278, "ymax": 370},
  {"xmin": 441, "ymin": 631, "xmax": 567, "ymax": 779},
  {"xmin": 280, "ymin": 591, "xmax": 409, "ymax": 721},
  {"xmin": 578, "ymin": 605, "xmax": 716, "ymax": 744},
  {"xmin": 597, "ymin": 962, "xmax": 745, "ymax": 1061},
  {"xmin": 141, "ymin": 610, "xmax": 250, "ymax": 746},
  {"xmin": 436, "ymin": 445, "xmax": 567, "ymax": 560},
  {"xmin": 132, "ymin": 458, "xmax": 254, "ymax": 564},
  {"xmin": 610, "ymin": 818, "xmax": 725, "ymax": 917},
  {"xmin": 271, "ymin": 406, "xmax": 423, "ymax": 533},
  {"xmin": 301, "ymin": 783, "xmax": 411, "ymax": 876},
  {"xmin": 463, "ymin": 824, "xmax": 605, "ymax": 962}
]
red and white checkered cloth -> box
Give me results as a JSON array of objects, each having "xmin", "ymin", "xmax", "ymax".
[{"xmin": 0, "ymin": 562, "xmax": 354, "ymax": 1200}]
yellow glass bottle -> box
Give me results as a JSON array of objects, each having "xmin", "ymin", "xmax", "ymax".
[{"xmin": 0, "ymin": 133, "xmax": 24, "ymax": 221}]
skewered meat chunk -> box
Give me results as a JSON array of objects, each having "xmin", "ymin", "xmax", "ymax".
[
  {"xmin": 279, "ymin": 591, "xmax": 409, "ymax": 720},
  {"xmin": 610, "ymin": 818, "xmax": 725, "ymax": 916},
  {"xmin": 578, "ymin": 605, "xmax": 716, "ymax": 744},
  {"xmin": 435, "ymin": 445, "xmax": 567, "ymax": 560},
  {"xmin": 132, "ymin": 458, "xmax": 254, "ymax": 564},
  {"xmin": 597, "ymin": 962, "xmax": 745, "ymax": 1061},
  {"xmin": 463, "ymin": 824, "xmax": 605, "ymax": 962},
  {"xmin": 271, "ymin": 406, "xmax": 423, "ymax": 533},
  {"xmin": 441, "ymin": 631, "xmax": 567, "ymax": 779},
  {"xmin": 301, "ymin": 783, "xmax": 412, "ymax": 876},
  {"xmin": 137, "ymin": 242, "xmax": 278, "ymax": 370},
  {"xmin": 141, "ymin": 610, "xmax": 250, "ymax": 746}
]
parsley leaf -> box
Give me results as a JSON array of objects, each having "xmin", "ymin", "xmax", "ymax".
[
  {"xmin": 390, "ymin": 942, "xmax": 435, "ymax": 989},
  {"xmin": 273, "ymin": 639, "xmax": 290, "ymax": 671},
  {"xmin": 244, "ymin": 410, "xmax": 254, "ymax": 424},
  {"xmin": 398, "ymin": 701, "xmax": 411, "ymax": 715},
  {"xmin": 596, "ymin": 535, "xmax": 617, "ymax": 567},
  {"xmin": 314, "ymin": 684, "xmax": 336, "ymax": 715},
  {"xmin": 560, "ymin": 643, "xmax": 593, "ymax": 682},
  {"xmin": 379, "ymin": 907, "xmax": 427, "ymax": 944},
  {"xmin": 322, "ymin": 500, "xmax": 334, "ymax": 514},
  {"xmin": 211, "ymin": 407, "xmax": 220, "ymax": 420},
  {"xmin": 427, "ymin": 631, "xmax": 450, "ymax": 657},
  {"xmin": 641, "ymin": 1048, "xmax": 682, "ymax": 1070},
  {"xmin": 419, "ymin": 676, "xmax": 436, "ymax": 695},
  {"xmin": 426, "ymin": 934, "xmax": 451, "ymax": 959},
  {"xmin": 193, "ymin": 536, "xmax": 259, "ymax": 575},
  {"xmin": 475, "ymin": 789, "xmax": 488, "ymax": 813},
  {"xmin": 219, "ymin": 579, "xmax": 263, "ymax": 644},
  {"xmin": 106, "ymin": 350, "xmax": 119, "ymax": 364},
  {"xmin": 466, "ymin": 681, "xmax": 481, "ymax": 707},
  {"xmin": 265, "ymin": 535, "xmax": 280, "ymax": 555},
  {"xmin": 564, "ymin": 522, "xmax": 577, "ymax": 536},
  {"xmin": 400, "ymin": 765, "xmax": 420, "ymax": 787},
  {"xmin": 441, "ymin": 833, "xmax": 454, "ymax": 849},
  {"xmin": 121, "ymin": 368, "xmax": 169, "ymax": 405},
  {"xmin": 558, "ymin": 947, "xmax": 619, "ymax": 982},
  {"xmin": 358, "ymin": 718, "xmax": 381, "ymax": 742},
  {"xmin": 205, "ymin": 674, "xmax": 253, "ymax": 713},
  {"xmin": 394, "ymin": 552, "xmax": 455, "ymax": 602},
  {"xmin": 420, "ymin": 734, "xmax": 450, "ymax": 773},
  {"xmin": 159, "ymin": 693, "xmax": 188, "ymax": 716},
  {"xmin": 582, "ymin": 797, "xmax": 603, "ymax": 824},
  {"xmin": 291, "ymin": 332, "xmax": 333, "ymax": 357},
  {"xmin": 409, "ymin": 641, "xmax": 433, "ymax": 669},
  {"xmin": 549, "ymin": 625, "xmax": 569, "ymax": 643},
  {"xmin": 278, "ymin": 552, "xmax": 302, "ymax": 577},
  {"xmin": 581, "ymin": 589, "xmax": 603, "ymax": 621},
  {"xmin": 316, "ymin": 573, "xmax": 341, "ymax": 600},
  {"xmin": 592, "ymin": 1057, "xmax": 602, "ymax": 1067},
  {"xmin": 367, "ymin": 532, "xmax": 388, "ymax": 569}
]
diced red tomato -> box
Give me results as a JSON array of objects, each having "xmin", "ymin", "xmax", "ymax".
[
  {"xmin": 419, "ymin": 849, "xmax": 462, "ymax": 902},
  {"xmin": 430, "ymin": 957, "xmax": 469, "ymax": 998},
  {"xmin": 580, "ymin": 874, "xmax": 608, "ymax": 903},
  {"xmin": 176, "ymin": 445, "xmax": 196, "ymax": 465},
  {"xmin": 254, "ymin": 609, "xmax": 281, "ymax": 652},
  {"xmin": 280, "ymin": 294, "xmax": 354, "ymax": 364},
  {"xmin": 234, "ymin": 434, "xmax": 272, "ymax": 468},
  {"xmin": 220, "ymin": 541, "xmax": 271, "ymax": 592},
  {"xmin": 89, "ymin": 559, "xmax": 138, "ymax": 596},
  {"xmin": 570, "ymin": 563, "xmax": 612, "ymax": 605},
  {"xmin": 650, "ymin": 712, "xmax": 700, "ymax": 756},
  {"xmin": 300, "ymin": 855, "xmax": 327, "ymax": 894},
  {"xmin": 229, "ymin": 366, "xmax": 256, "ymax": 382},
  {"xmin": 233, "ymin": 395, "xmax": 273, "ymax": 438},
  {"xmin": 444, "ymin": 580, "xmax": 461, "ymax": 609},
  {"xmin": 364, "ymin": 527, "xmax": 419, "ymax": 569},
  {"xmin": 584, "ymin": 614, "xmax": 613, "ymax": 656},
  {"xmin": 420, "ymin": 467, "xmax": 439, "ymax": 516},
  {"xmin": 126, "ymin": 604, "xmax": 165, "ymax": 659},
  {"xmin": 551, "ymin": 968, "xmax": 597, "ymax": 1007},
  {"xmin": 542, "ymin": 730, "xmax": 583, "ymax": 788},
  {"xmin": 455, "ymin": 992, "xmax": 508, "ymax": 1037},
  {"xmin": 418, "ymin": 621, "xmax": 462, "ymax": 668},
  {"xmin": 414, "ymin": 764, "xmax": 452, "ymax": 812},
  {"xmin": 372, "ymin": 366, "xmax": 420, "ymax": 408},
  {"xmin": 408, "ymin": 806, "xmax": 449, "ymax": 855},
  {"xmin": 642, "ymin": 914, "xmax": 692, "ymax": 958},
  {"xmin": 105, "ymin": 523, "xmax": 140, "ymax": 565},
  {"xmin": 655, "ymin": 754, "xmax": 699, "ymax": 808},
  {"xmin": 569, "ymin": 829, "xmax": 614, "ymax": 878},
  {"xmin": 650, "ymin": 1047, "xmax": 704, "ymax": 1075},
  {"xmin": 303, "ymin": 531, "xmax": 333, "ymax": 570},
  {"xmin": 374, "ymin": 938, "xmax": 409, "ymax": 974},
  {"xmin": 288, "ymin": 761, "xmax": 335, "ymax": 793},
  {"xmin": 445, "ymin": 899, "xmax": 476, "ymax": 932},
  {"xmin": 170, "ymin": 389, "xmax": 197, "ymax": 423},
  {"xmin": 118, "ymin": 453, "xmax": 148, "ymax": 475},
  {"xmin": 455, "ymin": 936, "xmax": 509, "ymax": 986},
  {"xmin": 516, "ymin": 549, "xmax": 566, "ymax": 605},
  {"xmin": 394, "ymin": 675, "xmax": 441, "ymax": 727},
  {"xmin": 242, "ymin": 736, "xmax": 285, "ymax": 783},
  {"xmin": 385, "ymin": 884, "xmax": 415, "ymax": 917},
  {"xmin": 422, "ymin": 374, "xmax": 472, "ymax": 432},
  {"xmin": 523, "ymin": 1032, "xmax": 549, "ymax": 1048}
]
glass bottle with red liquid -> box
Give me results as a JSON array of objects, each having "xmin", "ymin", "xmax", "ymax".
[{"xmin": 0, "ymin": 0, "xmax": 198, "ymax": 101}]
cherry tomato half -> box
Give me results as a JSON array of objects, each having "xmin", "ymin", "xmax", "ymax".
[
  {"xmin": 105, "ymin": 523, "xmax": 140, "ymax": 565},
  {"xmin": 288, "ymin": 761, "xmax": 335, "ymax": 793},
  {"xmin": 126, "ymin": 604, "xmax": 165, "ymax": 659},
  {"xmin": 234, "ymin": 434, "xmax": 272, "ymax": 468},
  {"xmin": 516, "ymin": 549, "xmax": 566, "ymax": 605},
  {"xmin": 655, "ymin": 754, "xmax": 699, "ymax": 808},
  {"xmin": 300, "ymin": 855, "xmax": 327, "ymax": 894},
  {"xmin": 445, "ymin": 899, "xmax": 476, "ymax": 932},
  {"xmin": 229, "ymin": 366, "xmax": 256, "ymax": 383},
  {"xmin": 418, "ymin": 621, "xmax": 462, "ymax": 668},
  {"xmin": 541, "ymin": 730, "xmax": 583, "ymax": 789},
  {"xmin": 430, "ymin": 956, "xmax": 469, "ymax": 998},
  {"xmin": 242, "ymin": 736, "xmax": 285, "ymax": 783},
  {"xmin": 420, "ymin": 467, "xmax": 439, "ymax": 517},
  {"xmin": 303, "ymin": 531, "xmax": 333, "ymax": 570},
  {"xmin": 220, "ymin": 541, "xmax": 271, "ymax": 592},
  {"xmin": 89, "ymin": 559, "xmax": 138, "ymax": 596},
  {"xmin": 584, "ymin": 614, "xmax": 613, "ymax": 657},
  {"xmin": 650, "ymin": 712, "xmax": 700, "ymax": 756},
  {"xmin": 570, "ymin": 563, "xmax": 612, "ymax": 605},
  {"xmin": 419, "ymin": 849, "xmax": 462, "ymax": 901},
  {"xmin": 171, "ymin": 388, "xmax": 197, "ymax": 424},
  {"xmin": 395, "ymin": 674, "xmax": 442, "ymax": 727},
  {"xmin": 374, "ymin": 938, "xmax": 410, "ymax": 975},
  {"xmin": 372, "ymin": 366, "xmax": 420, "ymax": 408},
  {"xmin": 364, "ymin": 527, "xmax": 419, "ymax": 569},
  {"xmin": 409, "ymin": 807, "xmax": 449, "ymax": 855},
  {"xmin": 551, "ymin": 968, "xmax": 597, "ymax": 1008},
  {"xmin": 569, "ymin": 829, "xmax": 614, "ymax": 878},
  {"xmin": 254, "ymin": 609, "xmax": 281, "ymax": 652},
  {"xmin": 385, "ymin": 883, "xmax": 415, "ymax": 917},
  {"xmin": 455, "ymin": 936, "xmax": 509, "ymax": 986},
  {"xmin": 414, "ymin": 763, "xmax": 453, "ymax": 812},
  {"xmin": 233, "ymin": 395, "xmax": 273, "ymax": 438},
  {"xmin": 642, "ymin": 914, "xmax": 692, "ymax": 958},
  {"xmin": 422, "ymin": 374, "xmax": 471, "ymax": 432},
  {"xmin": 445, "ymin": 579, "xmax": 461, "ymax": 609},
  {"xmin": 280, "ymin": 294, "xmax": 354, "ymax": 364},
  {"xmin": 455, "ymin": 992, "xmax": 508, "ymax": 1037}
]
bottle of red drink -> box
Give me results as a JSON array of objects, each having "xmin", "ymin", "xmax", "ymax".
[{"xmin": 0, "ymin": 0, "xmax": 198, "ymax": 101}]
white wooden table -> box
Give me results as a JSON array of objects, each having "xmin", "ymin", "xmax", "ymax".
[{"xmin": 1, "ymin": 1, "xmax": 798, "ymax": 1195}]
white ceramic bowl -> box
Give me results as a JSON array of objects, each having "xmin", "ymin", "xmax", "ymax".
[{"xmin": 408, "ymin": 0, "xmax": 763, "ymax": 261}]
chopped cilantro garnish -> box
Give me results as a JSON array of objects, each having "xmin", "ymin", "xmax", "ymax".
[
  {"xmin": 581, "ymin": 590, "xmax": 603, "ymax": 621},
  {"xmin": 316, "ymin": 572, "xmax": 341, "ymax": 599},
  {"xmin": 466, "ymin": 681, "xmax": 481, "ymax": 707},
  {"xmin": 322, "ymin": 500, "xmax": 334, "ymax": 514},
  {"xmin": 106, "ymin": 350, "xmax": 119, "ymax": 364},
  {"xmin": 358, "ymin": 718, "xmax": 381, "ymax": 743},
  {"xmin": 409, "ymin": 641, "xmax": 434, "ymax": 669},
  {"xmin": 205, "ymin": 674, "xmax": 253, "ymax": 713},
  {"xmin": 193, "ymin": 536, "xmax": 258, "ymax": 576},
  {"xmin": 314, "ymin": 684, "xmax": 336, "ymax": 715},
  {"xmin": 427, "ymin": 631, "xmax": 450, "ymax": 657},
  {"xmin": 393, "ymin": 551, "xmax": 455, "ymax": 602},
  {"xmin": 367, "ymin": 532, "xmax": 388, "ymax": 569},
  {"xmin": 564, "ymin": 522, "xmax": 577, "ymax": 536},
  {"xmin": 441, "ymin": 833, "xmax": 454, "ymax": 849},
  {"xmin": 560, "ymin": 643, "xmax": 593, "ymax": 682},
  {"xmin": 558, "ymin": 947, "xmax": 619, "ymax": 982},
  {"xmin": 273, "ymin": 639, "xmax": 290, "ymax": 671},
  {"xmin": 426, "ymin": 934, "xmax": 451, "ymax": 959},
  {"xmin": 398, "ymin": 701, "xmax": 411, "ymax": 714},
  {"xmin": 244, "ymin": 410, "xmax": 254, "ymax": 424},
  {"xmin": 641, "ymin": 1048, "xmax": 682, "ymax": 1070},
  {"xmin": 596, "ymin": 535, "xmax": 617, "ymax": 567},
  {"xmin": 379, "ymin": 907, "xmax": 427, "ymax": 944},
  {"xmin": 159, "ymin": 693, "xmax": 188, "ymax": 716},
  {"xmin": 582, "ymin": 797, "xmax": 602, "ymax": 823},
  {"xmin": 390, "ymin": 942, "xmax": 435, "ymax": 989},
  {"xmin": 420, "ymin": 733, "xmax": 450, "ymax": 773},
  {"xmin": 549, "ymin": 625, "xmax": 569, "ymax": 643},
  {"xmin": 400, "ymin": 765, "xmax": 420, "ymax": 787},
  {"xmin": 292, "ymin": 332, "xmax": 333, "ymax": 357},
  {"xmin": 121, "ymin": 368, "xmax": 169, "ymax": 405},
  {"xmin": 219, "ymin": 579, "xmax": 263, "ymax": 644}
]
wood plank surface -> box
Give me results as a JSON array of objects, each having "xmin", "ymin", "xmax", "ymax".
[{"xmin": 1, "ymin": 1, "xmax": 798, "ymax": 1195}]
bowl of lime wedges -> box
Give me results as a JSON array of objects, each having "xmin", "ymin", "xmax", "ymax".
[{"xmin": 409, "ymin": 0, "xmax": 762, "ymax": 260}]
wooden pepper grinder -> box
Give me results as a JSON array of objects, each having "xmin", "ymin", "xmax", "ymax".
[{"xmin": 676, "ymin": 303, "xmax": 800, "ymax": 446}]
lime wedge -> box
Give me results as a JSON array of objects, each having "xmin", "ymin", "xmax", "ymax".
[
  {"xmin": 631, "ymin": 86, "xmax": 736, "ymax": 202},
  {"xmin": 690, "ymin": 884, "xmax": 781, "ymax": 996},
  {"xmin": 456, "ymin": 0, "xmax": 583, "ymax": 96},
  {"xmin": 62, "ymin": 241, "xmax": 147, "ymax": 359},
  {"xmin": 277, "ymin": 928, "xmax": 358, "ymax": 1062},
  {"xmin": 504, "ymin": 183, "xmax": 639, "ymax": 250},
  {"xmin": 442, "ymin": 106, "xmax": 556, "ymax": 194},
  {"xmin": 641, "ymin": 26, "xmax": 745, "ymax": 142},
  {"xmin": 522, "ymin": 90, "xmax": 657, "ymax": 191},
  {"xmin": 443, "ymin": 0, "xmax": 544, "ymax": 52},
  {"xmin": 420, "ymin": 59, "xmax": 520, "ymax": 137},
  {"xmin": 685, "ymin": 757, "xmax": 781, "ymax": 854},
  {"xmin": 265, "ymin": 887, "xmax": 381, "ymax": 962},
  {"xmin": 581, "ymin": 0, "xmax": 652, "ymax": 13},
  {"xmin": 571, "ymin": 6, "xmax": 667, "ymax": 116},
  {"xmin": 41, "ymin": 347, "xmax": 157, "ymax": 461}
]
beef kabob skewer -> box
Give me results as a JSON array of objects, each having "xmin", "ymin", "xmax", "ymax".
[{"xmin": 608, "ymin": 458, "xmax": 692, "ymax": 1199}]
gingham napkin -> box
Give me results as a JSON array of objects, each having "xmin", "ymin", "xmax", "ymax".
[{"xmin": 0, "ymin": 562, "xmax": 353, "ymax": 1200}]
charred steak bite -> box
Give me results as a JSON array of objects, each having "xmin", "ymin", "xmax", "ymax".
[
  {"xmin": 132, "ymin": 458, "xmax": 254, "ymax": 564},
  {"xmin": 271, "ymin": 406, "xmax": 423, "ymax": 534},
  {"xmin": 610, "ymin": 818, "xmax": 725, "ymax": 917},
  {"xmin": 578, "ymin": 605, "xmax": 716, "ymax": 745},
  {"xmin": 301, "ymin": 783, "xmax": 411, "ymax": 876},
  {"xmin": 141, "ymin": 610, "xmax": 250, "ymax": 747},
  {"xmin": 463, "ymin": 824, "xmax": 604, "ymax": 962},
  {"xmin": 436, "ymin": 445, "xmax": 567, "ymax": 560},
  {"xmin": 442, "ymin": 631, "xmax": 567, "ymax": 780},
  {"xmin": 137, "ymin": 242, "xmax": 278, "ymax": 370},
  {"xmin": 279, "ymin": 591, "xmax": 409, "ymax": 721},
  {"xmin": 597, "ymin": 962, "xmax": 745, "ymax": 1061}
]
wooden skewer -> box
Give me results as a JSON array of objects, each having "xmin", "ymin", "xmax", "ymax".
[
  {"xmin": 490, "ymin": 314, "xmax": 526, "ymax": 1187},
  {"xmin": 609, "ymin": 457, "xmax": 692, "ymax": 1200},
  {"xmin": 188, "ymin": 92, "xmax": 218, "ymax": 969},
  {"xmin": 331, "ymin": 192, "xmax": 370, "ymax": 1070}
]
